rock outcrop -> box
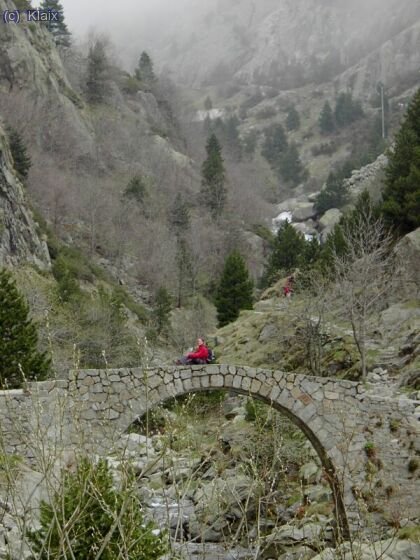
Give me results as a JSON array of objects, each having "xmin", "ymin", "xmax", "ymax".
[
  {"xmin": 146, "ymin": 0, "xmax": 420, "ymax": 93},
  {"xmin": 0, "ymin": 123, "xmax": 50, "ymax": 269},
  {"xmin": 394, "ymin": 227, "xmax": 420, "ymax": 298},
  {"xmin": 0, "ymin": 0, "xmax": 95, "ymax": 164}
]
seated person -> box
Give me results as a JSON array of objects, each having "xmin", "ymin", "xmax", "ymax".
[{"xmin": 176, "ymin": 337, "xmax": 209, "ymax": 365}]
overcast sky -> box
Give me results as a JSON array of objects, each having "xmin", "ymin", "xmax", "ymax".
[{"xmin": 60, "ymin": 0, "xmax": 186, "ymax": 38}]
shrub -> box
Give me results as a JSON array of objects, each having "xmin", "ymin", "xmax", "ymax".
[
  {"xmin": 311, "ymin": 142, "xmax": 337, "ymax": 157},
  {"xmin": 408, "ymin": 458, "xmax": 419, "ymax": 473},
  {"xmin": 255, "ymin": 106, "xmax": 277, "ymax": 120},
  {"xmin": 27, "ymin": 457, "xmax": 167, "ymax": 560}
]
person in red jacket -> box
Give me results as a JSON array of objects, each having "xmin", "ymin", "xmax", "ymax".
[{"xmin": 176, "ymin": 337, "xmax": 209, "ymax": 365}]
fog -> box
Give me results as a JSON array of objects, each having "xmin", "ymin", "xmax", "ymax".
[
  {"xmin": 61, "ymin": 0, "xmax": 178, "ymax": 37},
  {"xmin": 59, "ymin": 0, "xmax": 420, "ymax": 77},
  {"xmin": 60, "ymin": 0, "xmax": 201, "ymax": 68}
]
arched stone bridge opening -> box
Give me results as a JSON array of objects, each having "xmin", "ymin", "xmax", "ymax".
[{"xmin": 0, "ymin": 365, "xmax": 418, "ymax": 538}]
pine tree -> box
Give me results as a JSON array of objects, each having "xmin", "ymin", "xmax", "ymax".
[
  {"xmin": 319, "ymin": 101, "xmax": 335, "ymax": 134},
  {"xmin": 7, "ymin": 127, "xmax": 31, "ymax": 180},
  {"xmin": 200, "ymin": 133, "xmax": 227, "ymax": 219},
  {"xmin": 334, "ymin": 92, "xmax": 364, "ymax": 128},
  {"xmin": 124, "ymin": 175, "xmax": 147, "ymax": 204},
  {"xmin": 176, "ymin": 238, "xmax": 192, "ymax": 308},
  {"xmin": 0, "ymin": 269, "xmax": 50, "ymax": 388},
  {"xmin": 314, "ymin": 172, "xmax": 349, "ymax": 214},
  {"xmin": 224, "ymin": 116, "xmax": 243, "ymax": 161},
  {"xmin": 135, "ymin": 52, "xmax": 156, "ymax": 88},
  {"xmin": 261, "ymin": 124, "xmax": 288, "ymax": 167},
  {"xmin": 40, "ymin": 0, "xmax": 71, "ymax": 46},
  {"xmin": 168, "ymin": 193, "xmax": 190, "ymax": 234},
  {"xmin": 263, "ymin": 221, "xmax": 306, "ymax": 286},
  {"xmin": 215, "ymin": 251, "xmax": 253, "ymax": 327},
  {"xmin": 153, "ymin": 287, "xmax": 172, "ymax": 335},
  {"xmin": 382, "ymin": 88, "xmax": 420, "ymax": 234},
  {"xmin": 85, "ymin": 40, "xmax": 109, "ymax": 104},
  {"xmin": 204, "ymin": 96, "xmax": 213, "ymax": 111},
  {"xmin": 27, "ymin": 457, "xmax": 167, "ymax": 559},
  {"xmin": 286, "ymin": 106, "xmax": 300, "ymax": 131},
  {"xmin": 277, "ymin": 142, "xmax": 307, "ymax": 185}
]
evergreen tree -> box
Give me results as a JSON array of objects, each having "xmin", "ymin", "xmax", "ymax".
[
  {"xmin": 224, "ymin": 115, "xmax": 243, "ymax": 161},
  {"xmin": 168, "ymin": 193, "xmax": 190, "ymax": 234},
  {"xmin": 334, "ymin": 92, "xmax": 364, "ymax": 127},
  {"xmin": 27, "ymin": 457, "xmax": 167, "ymax": 560},
  {"xmin": 85, "ymin": 40, "xmax": 109, "ymax": 104},
  {"xmin": 152, "ymin": 287, "xmax": 172, "ymax": 335},
  {"xmin": 7, "ymin": 127, "xmax": 31, "ymax": 180},
  {"xmin": 215, "ymin": 251, "xmax": 253, "ymax": 327},
  {"xmin": 135, "ymin": 51, "xmax": 156, "ymax": 88},
  {"xmin": 40, "ymin": 0, "xmax": 71, "ymax": 46},
  {"xmin": 277, "ymin": 142, "xmax": 307, "ymax": 185},
  {"xmin": 204, "ymin": 95, "xmax": 213, "ymax": 111},
  {"xmin": 200, "ymin": 133, "xmax": 227, "ymax": 219},
  {"xmin": 286, "ymin": 105, "xmax": 300, "ymax": 131},
  {"xmin": 319, "ymin": 101, "xmax": 335, "ymax": 134},
  {"xmin": 263, "ymin": 221, "xmax": 306, "ymax": 286},
  {"xmin": 0, "ymin": 269, "xmax": 50, "ymax": 388},
  {"xmin": 261, "ymin": 124, "xmax": 288, "ymax": 167},
  {"xmin": 176, "ymin": 238, "xmax": 192, "ymax": 308},
  {"xmin": 382, "ymin": 88, "xmax": 420, "ymax": 234},
  {"xmin": 123, "ymin": 174, "xmax": 147, "ymax": 204},
  {"xmin": 314, "ymin": 172, "xmax": 349, "ymax": 214},
  {"xmin": 14, "ymin": 1, "xmax": 32, "ymax": 10}
]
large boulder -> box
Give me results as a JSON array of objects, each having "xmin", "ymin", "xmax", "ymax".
[
  {"xmin": 394, "ymin": 227, "xmax": 420, "ymax": 298},
  {"xmin": 293, "ymin": 202, "xmax": 316, "ymax": 222},
  {"xmin": 318, "ymin": 208, "xmax": 342, "ymax": 231},
  {"xmin": 312, "ymin": 539, "xmax": 420, "ymax": 560}
]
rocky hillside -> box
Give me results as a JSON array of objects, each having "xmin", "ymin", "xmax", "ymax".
[
  {"xmin": 145, "ymin": 0, "xmax": 420, "ymax": 95},
  {"xmin": 0, "ymin": 123, "xmax": 50, "ymax": 269},
  {"xmin": 212, "ymin": 228, "xmax": 420, "ymax": 388}
]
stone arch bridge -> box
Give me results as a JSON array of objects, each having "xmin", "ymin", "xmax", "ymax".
[{"xmin": 0, "ymin": 365, "xmax": 419, "ymax": 537}]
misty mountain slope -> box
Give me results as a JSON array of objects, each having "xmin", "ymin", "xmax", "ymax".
[
  {"xmin": 0, "ymin": 2, "xmax": 269, "ymax": 358},
  {"xmin": 0, "ymin": 2, "xmax": 202, "ymax": 283},
  {"xmin": 148, "ymin": 0, "xmax": 420, "ymax": 92},
  {"xmin": 336, "ymin": 18, "xmax": 420, "ymax": 99}
]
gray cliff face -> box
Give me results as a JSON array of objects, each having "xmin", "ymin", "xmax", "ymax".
[
  {"xmin": 0, "ymin": 123, "xmax": 50, "ymax": 269},
  {"xmin": 148, "ymin": 0, "xmax": 420, "ymax": 92},
  {"xmin": 0, "ymin": 0, "xmax": 95, "ymax": 164}
]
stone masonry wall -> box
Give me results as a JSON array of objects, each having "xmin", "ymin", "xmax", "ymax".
[{"xmin": 0, "ymin": 365, "xmax": 418, "ymax": 536}]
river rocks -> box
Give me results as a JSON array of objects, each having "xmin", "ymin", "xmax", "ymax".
[
  {"xmin": 293, "ymin": 203, "xmax": 316, "ymax": 222},
  {"xmin": 312, "ymin": 539, "xmax": 420, "ymax": 560},
  {"xmin": 305, "ymin": 485, "xmax": 332, "ymax": 504},
  {"xmin": 299, "ymin": 461, "xmax": 321, "ymax": 484},
  {"xmin": 259, "ymin": 322, "xmax": 279, "ymax": 342},
  {"xmin": 318, "ymin": 208, "xmax": 342, "ymax": 232},
  {"xmin": 292, "ymin": 221, "xmax": 317, "ymax": 238},
  {"xmin": 173, "ymin": 542, "xmax": 253, "ymax": 560},
  {"xmin": 117, "ymin": 433, "xmax": 155, "ymax": 455}
]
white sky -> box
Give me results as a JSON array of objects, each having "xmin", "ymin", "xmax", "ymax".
[{"xmin": 60, "ymin": 0, "xmax": 178, "ymax": 39}]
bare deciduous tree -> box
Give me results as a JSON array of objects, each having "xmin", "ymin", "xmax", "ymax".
[{"xmin": 331, "ymin": 207, "xmax": 397, "ymax": 380}]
